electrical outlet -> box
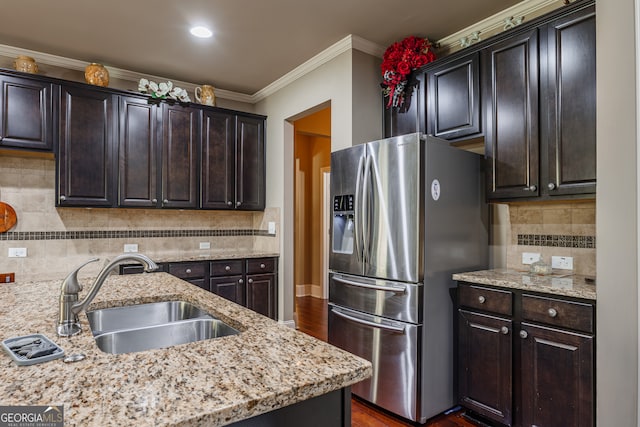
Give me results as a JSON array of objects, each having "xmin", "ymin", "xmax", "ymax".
[
  {"xmin": 199, "ymin": 242, "xmax": 211, "ymax": 250},
  {"xmin": 8, "ymin": 248, "xmax": 27, "ymax": 258},
  {"xmin": 1, "ymin": 273, "xmax": 15, "ymax": 283},
  {"xmin": 268, "ymin": 221, "xmax": 276, "ymax": 235},
  {"xmin": 123, "ymin": 243, "xmax": 138, "ymax": 253},
  {"xmin": 551, "ymin": 256, "xmax": 573, "ymax": 270},
  {"xmin": 522, "ymin": 252, "xmax": 541, "ymax": 265}
]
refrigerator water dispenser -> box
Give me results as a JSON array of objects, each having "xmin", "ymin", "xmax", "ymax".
[{"xmin": 332, "ymin": 195, "xmax": 354, "ymax": 254}]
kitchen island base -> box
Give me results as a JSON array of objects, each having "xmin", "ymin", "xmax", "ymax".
[{"xmin": 229, "ymin": 387, "xmax": 350, "ymax": 427}]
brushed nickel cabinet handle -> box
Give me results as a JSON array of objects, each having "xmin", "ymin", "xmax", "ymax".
[
  {"xmin": 185, "ymin": 268, "xmax": 192, "ymax": 274},
  {"xmin": 152, "ymin": 198, "xmax": 157, "ymax": 203},
  {"xmin": 548, "ymin": 308, "xmax": 558, "ymax": 318},
  {"xmin": 225, "ymin": 265, "xmax": 231, "ymax": 271},
  {"xmin": 260, "ymin": 263, "xmax": 266, "ymax": 269},
  {"xmin": 548, "ymin": 182, "xmax": 557, "ymax": 190},
  {"xmin": 523, "ymin": 185, "xmax": 537, "ymax": 192},
  {"xmin": 236, "ymin": 201, "xmax": 241, "ymax": 206},
  {"xmin": 500, "ymin": 326, "xmax": 509, "ymax": 335},
  {"xmin": 163, "ymin": 199, "xmax": 169, "ymax": 204},
  {"xmin": 60, "ymin": 195, "xmax": 67, "ymax": 201},
  {"xmin": 248, "ymin": 278, "xmax": 254, "ymax": 284},
  {"xmin": 519, "ymin": 330, "xmax": 528, "ymax": 339},
  {"xmin": 238, "ymin": 279, "xmax": 244, "ymax": 284},
  {"xmin": 478, "ymin": 296, "xmax": 486, "ymax": 304},
  {"xmin": 227, "ymin": 201, "xmax": 233, "ymax": 206}
]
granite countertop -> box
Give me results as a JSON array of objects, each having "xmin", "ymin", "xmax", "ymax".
[
  {"xmin": 149, "ymin": 251, "xmax": 280, "ymax": 264},
  {"xmin": 453, "ymin": 269, "xmax": 596, "ymax": 300},
  {"xmin": 0, "ymin": 273, "xmax": 371, "ymax": 426}
]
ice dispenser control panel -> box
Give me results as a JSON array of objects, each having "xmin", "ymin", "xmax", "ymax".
[{"xmin": 332, "ymin": 194, "xmax": 354, "ymax": 254}]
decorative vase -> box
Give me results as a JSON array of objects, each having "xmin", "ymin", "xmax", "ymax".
[
  {"xmin": 13, "ymin": 55, "xmax": 38, "ymax": 74},
  {"xmin": 84, "ymin": 63, "xmax": 109, "ymax": 87},
  {"xmin": 195, "ymin": 85, "xmax": 216, "ymax": 106}
]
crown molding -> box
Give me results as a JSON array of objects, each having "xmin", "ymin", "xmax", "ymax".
[
  {"xmin": 436, "ymin": 0, "xmax": 563, "ymax": 51},
  {"xmin": 0, "ymin": 43, "xmax": 253, "ymax": 103}
]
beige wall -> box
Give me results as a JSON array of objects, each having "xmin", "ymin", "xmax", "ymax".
[
  {"xmin": 0, "ymin": 155, "xmax": 279, "ymax": 282},
  {"xmin": 255, "ymin": 49, "xmax": 382, "ymax": 322},
  {"xmin": 596, "ymin": 0, "xmax": 639, "ymax": 425}
]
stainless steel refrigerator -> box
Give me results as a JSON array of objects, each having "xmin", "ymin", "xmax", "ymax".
[{"xmin": 328, "ymin": 132, "xmax": 488, "ymax": 423}]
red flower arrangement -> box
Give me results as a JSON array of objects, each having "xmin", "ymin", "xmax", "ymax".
[{"xmin": 381, "ymin": 36, "xmax": 436, "ymax": 109}]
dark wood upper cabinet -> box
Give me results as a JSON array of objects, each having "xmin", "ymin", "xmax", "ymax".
[
  {"xmin": 57, "ymin": 85, "xmax": 117, "ymax": 207},
  {"xmin": 426, "ymin": 52, "xmax": 481, "ymax": 141},
  {"xmin": 118, "ymin": 95, "xmax": 159, "ymax": 207},
  {"xmin": 235, "ymin": 115, "xmax": 265, "ymax": 210},
  {"xmin": 201, "ymin": 109, "xmax": 236, "ymax": 209},
  {"xmin": 483, "ymin": 28, "xmax": 540, "ymax": 200},
  {"xmin": 382, "ymin": 78, "xmax": 422, "ymax": 138},
  {"xmin": 544, "ymin": 5, "xmax": 596, "ymax": 197},
  {"xmin": 0, "ymin": 75, "xmax": 54, "ymax": 151},
  {"xmin": 160, "ymin": 103, "xmax": 200, "ymax": 208}
]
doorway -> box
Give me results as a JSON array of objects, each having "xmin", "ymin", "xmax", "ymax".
[{"xmin": 293, "ymin": 107, "xmax": 331, "ymax": 301}]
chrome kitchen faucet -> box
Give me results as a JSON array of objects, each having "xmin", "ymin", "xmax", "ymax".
[{"xmin": 57, "ymin": 253, "xmax": 158, "ymax": 337}]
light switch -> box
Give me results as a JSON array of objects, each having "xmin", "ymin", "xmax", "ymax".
[
  {"xmin": 124, "ymin": 244, "xmax": 138, "ymax": 253},
  {"xmin": 268, "ymin": 222, "xmax": 276, "ymax": 235}
]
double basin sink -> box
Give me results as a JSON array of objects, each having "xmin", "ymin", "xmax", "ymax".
[{"xmin": 86, "ymin": 301, "xmax": 239, "ymax": 354}]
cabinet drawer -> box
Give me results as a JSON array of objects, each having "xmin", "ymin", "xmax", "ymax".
[
  {"xmin": 458, "ymin": 284, "xmax": 512, "ymax": 316},
  {"xmin": 210, "ymin": 260, "xmax": 244, "ymax": 276},
  {"xmin": 246, "ymin": 257, "xmax": 276, "ymax": 274},
  {"xmin": 522, "ymin": 294, "xmax": 594, "ymax": 333},
  {"xmin": 168, "ymin": 262, "xmax": 207, "ymax": 279}
]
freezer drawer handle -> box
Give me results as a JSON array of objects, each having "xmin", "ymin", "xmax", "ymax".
[
  {"xmin": 333, "ymin": 276, "xmax": 406, "ymax": 294},
  {"xmin": 331, "ymin": 307, "xmax": 406, "ymax": 333}
]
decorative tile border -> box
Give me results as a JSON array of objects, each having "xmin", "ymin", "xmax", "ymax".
[
  {"xmin": 0, "ymin": 229, "xmax": 273, "ymax": 241},
  {"xmin": 517, "ymin": 234, "xmax": 595, "ymax": 249}
]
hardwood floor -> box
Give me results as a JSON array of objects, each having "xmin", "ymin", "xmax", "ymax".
[{"xmin": 295, "ymin": 295, "xmax": 480, "ymax": 427}]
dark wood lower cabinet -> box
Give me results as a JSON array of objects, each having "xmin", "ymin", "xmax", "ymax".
[
  {"xmin": 458, "ymin": 310, "xmax": 513, "ymax": 426},
  {"xmin": 520, "ymin": 323, "xmax": 594, "ymax": 427},
  {"xmin": 122, "ymin": 257, "xmax": 278, "ymax": 319},
  {"xmin": 456, "ymin": 282, "xmax": 595, "ymax": 427}
]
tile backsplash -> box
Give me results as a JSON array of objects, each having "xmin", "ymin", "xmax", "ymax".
[
  {"xmin": 0, "ymin": 155, "xmax": 279, "ymax": 282},
  {"xmin": 504, "ymin": 201, "xmax": 596, "ymax": 276}
]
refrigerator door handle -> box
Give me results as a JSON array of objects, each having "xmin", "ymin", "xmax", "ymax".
[
  {"xmin": 353, "ymin": 155, "xmax": 364, "ymax": 263},
  {"xmin": 333, "ymin": 276, "xmax": 406, "ymax": 294},
  {"xmin": 331, "ymin": 307, "xmax": 406, "ymax": 333},
  {"xmin": 361, "ymin": 151, "xmax": 372, "ymax": 264}
]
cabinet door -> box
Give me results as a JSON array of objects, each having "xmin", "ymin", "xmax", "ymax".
[
  {"xmin": 484, "ymin": 29, "xmax": 540, "ymax": 200},
  {"xmin": 520, "ymin": 323, "xmax": 594, "ymax": 427},
  {"xmin": 0, "ymin": 75, "xmax": 53, "ymax": 151},
  {"xmin": 246, "ymin": 273, "xmax": 276, "ymax": 319},
  {"xmin": 57, "ymin": 85, "xmax": 117, "ymax": 206},
  {"xmin": 160, "ymin": 103, "xmax": 200, "ymax": 208},
  {"xmin": 458, "ymin": 309, "xmax": 513, "ymax": 426},
  {"xmin": 210, "ymin": 275, "xmax": 245, "ymax": 305},
  {"xmin": 382, "ymin": 78, "xmax": 421, "ymax": 138},
  {"xmin": 236, "ymin": 115, "xmax": 265, "ymax": 210},
  {"xmin": 427, "ymin": 52, "xmax": 481, "ymax": 141},
  {"xmin": 202, "ymin": 110, "xmax": 235, "ymax": 209},
  {"xmin": 118, "ymin": 95, "xmax": 159, "ymax": 207},
  {"xmin": 545, "ymin": 5, "xmax": 596, "ymax": 197}
]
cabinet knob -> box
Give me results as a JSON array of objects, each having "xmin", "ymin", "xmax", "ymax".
[
  {"xmin": 236, "ymin": 201, "xmax": 241, "ymax": 206},
  {"xmin": 248, "ymin": 278, "xmax": 254, "ymax": 284},
  {"xmin": 227, "ymin": 201, "xmax": 233, "ymax": 206},
  {"xmin": 163, "ymin": 199, "xmax": 169, "ymax": 204},
  {"xmin": 185, "ymin": 268, "xmax": 192, "ymax": 274},
  {"xmin": 260, "ymin": 263, "xmax": 266, "ymax": 269},
  {"xmin": 500, "ymin": 326, "xmax": 509, "ymax": 335},
  {"xmin": 238, "ymin": 279, "xmax": 244, "ymax": 284},
  {"xmin": 548, "ymin": 182, "xmax": 557, "ymax": 190},
  {"xmin": 519, "ymin": 330, "xmax": 528, "ymax": 339},
  {"xmin": 225, "ymin": 265, "xmax": 231, "ymax": 271},
  {"xmin": 152, "ymin": 198, "xmax": 158, "ymax": 203},
  {"xmin": 523, "ymin": 185, "xmax": 537, "ymax": 192},
  {"xmin": 59, "ymin": 195, "xmax": 67, "ymax": 201},
  {"xmin": 548, "ymin": 308, "xmax": 558, "ymax": 318},
  {"xmin": 478, "ymin": 295, "xmax": 486, "ymax": 304}
]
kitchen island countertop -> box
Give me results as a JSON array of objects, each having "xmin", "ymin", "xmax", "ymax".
[
  {"xmin": 453, "ymin": 268, "xmax": 596, "ymax": 300},
  {"xmin": 0, "ymin": 273, "xmax": 370, "ymax": 426}
]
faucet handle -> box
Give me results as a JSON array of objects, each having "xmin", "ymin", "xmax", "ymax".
[{"xmin": 61, "ymin": 258, "xmax": 100, "ymax": 294}]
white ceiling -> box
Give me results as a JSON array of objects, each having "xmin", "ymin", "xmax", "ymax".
[{"xmin": 1, "ymin": 0, "xmax": 523, "ymax": 95}]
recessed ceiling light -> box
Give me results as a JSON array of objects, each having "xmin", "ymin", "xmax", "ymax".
[{"xmin": 190, "ymin": 26, "xmax": 213, "ymax": 38}]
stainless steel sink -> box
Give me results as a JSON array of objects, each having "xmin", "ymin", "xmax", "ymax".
[
  {"xmin": 87, "ymin": 301, "xmax": 212, "ymax": 335},
  {"xmin": 93, "ymin": 318, "xmax": 240, "ymax": 354},
  {"xmin": 86, "ymin": 301, "xmax": 239, "ymax": 354}
]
